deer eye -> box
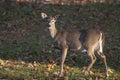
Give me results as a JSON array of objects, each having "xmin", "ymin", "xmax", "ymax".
[{"xmin": 51, "ymin": 21, "xmax": 54, "ymax": 22}]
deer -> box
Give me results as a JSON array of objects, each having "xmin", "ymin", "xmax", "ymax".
[{"xmin": 41, "ymin": 12, "xmax": 109, "ymax": 77}]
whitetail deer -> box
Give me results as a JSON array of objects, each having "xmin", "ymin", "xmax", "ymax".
[{"xmin": 41, "ymin": 12, "xmax": 108, "ymax": 77}]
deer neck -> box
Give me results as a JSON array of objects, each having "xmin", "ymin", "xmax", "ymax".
[{"xmin": 49, "ymin": 24, "xmax": 57, "ymax": 38}]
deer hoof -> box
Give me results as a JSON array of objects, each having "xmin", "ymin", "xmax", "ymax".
[
  {"xmin": 105, "ymin": 73, "xmax": 109, "ymax": 78},
  {"xmin": 84, "ymin": 71, "xmax": 89, "ymax": 76},
  {"xmin": 59, "ymin": 73, "xmax": 63, "ymax": 77}
]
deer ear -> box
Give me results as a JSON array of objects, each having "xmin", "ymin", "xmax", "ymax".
[
  {"xmin": 41, "ymin": 12, "xmax": 48, "ymax": 19},
  {"xmin": 55, "ymin": 14, "xmax": 60, "ymax": 20}
]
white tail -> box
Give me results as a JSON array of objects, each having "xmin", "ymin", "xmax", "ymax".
[{"xmin": 41, "ymin": 12, "xmax": 108, "ymax": 77}]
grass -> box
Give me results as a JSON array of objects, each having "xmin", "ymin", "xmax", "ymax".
[{"xmin": 0, "ymin": 2, "xmax": 120, "ymax": 80}]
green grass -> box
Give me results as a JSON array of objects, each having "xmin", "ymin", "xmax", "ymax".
[{"xmin": 0, "ymin": 2, "xmax": 120, "ymax": 80}]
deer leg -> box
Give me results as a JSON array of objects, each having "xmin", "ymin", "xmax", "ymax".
[
  {"xmin": 97, "ymin": 51, "xmax": 108, "ymax": 77},
  {"xmin": 85, "ymin": 50, "xmax": 96, "ymax": 75},
  {"xmin": 59, "ymin": 46, "xmax": 68, "ymax": 77},
  {"xmin": 97, "ymin": 39, "xmax": 109, "ymax": 77}
]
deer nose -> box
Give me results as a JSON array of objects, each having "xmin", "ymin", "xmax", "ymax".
[{"xmin": 46, "ymin": 22, "xmax": 50, "ymax": 27}]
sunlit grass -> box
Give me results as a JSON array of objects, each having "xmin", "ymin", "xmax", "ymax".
[{"xmin": 0, "ymin": 59, "xmax": 119, "ymax": 79}]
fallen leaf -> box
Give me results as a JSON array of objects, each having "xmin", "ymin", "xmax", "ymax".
[
  {"xmin": 48, "ymin": 59, "xmax": 55, "ymax": 64},
  {"xmin": 33, "ymin": 61, "xmax": 38, "ymax": 71},
  {"xmin": 63, "ymin": 65, "xmax": 70, "ymax": 70},
  {"xmin": 109, "ymin": 49, "xmax": 115, "ymax": 56},
  {"xmin": 53, "ymin": 71, "xmax": 59, "ymax": 77},
  {"xmin": 42, "ymin": 48, "xmax": 48, "ymax": 54},
  {"xmin": 108, "ymin": 68, "xmax": 113, "ymax": 74},
  {"xmin": 27, "ymin": 63, "xmax": 34, "ymax": 69},
  {"xmin": 89, "ymin": 71, "xmax": 94, "ymax": 75},
  {"xmin": 70, "ymin": 53, "xmax": 77, "ymax": 62},
  {"xmin": 33, "ymin": 61, "xmax": 37, "ymax": 67},
  {"xmin": 0, "ymin": 59, "xmax": 4, "ymax": 66},
  {"xmin": 44, "ymin": 71, "xmax": 49, "ymax": 77}
]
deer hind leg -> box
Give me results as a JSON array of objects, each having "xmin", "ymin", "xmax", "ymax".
[
  {"xmin": 84, "ymin": 49, "xmax": 96, "ymax": 75},
  {"xmin": 98, "ymin": 52, "xmax": 108, "ymax": 77},
  {"xmin": 59, "ymin": 45, "xmax": 68, "ymax": 77},
  {"xmin": 97, "ymin": 38, "xmax": 109, "ymax": 77},
  {"xmin": 97, "ymin": 46, "xmax": 108, "ymax": 77}
]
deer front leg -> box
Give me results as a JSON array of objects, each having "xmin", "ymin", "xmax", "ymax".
[{"xmin": 59, "ymin": 45, "xmax": 68, "ymax": 77}]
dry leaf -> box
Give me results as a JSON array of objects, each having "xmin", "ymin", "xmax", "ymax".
[
  {"xmin": 70, "ymin": 53, "xmax": 77, "ymax": 63},
  {"xmin": 27, "ymin": 63, "xmax": 34, "ymax": 69},
  {"xmin": 108, "ymin": 68, "xmax": 113, "ymax": 74},
  {"xmin": 53, "ymin": 71, "xmax": 59, "ymax": 77},
  {"xmin": 42, "ymin": 48, "xmax": 48, "ymax": 54},
  {"xmin": 33, "ymin": 61, "xmax": 37, "ymax": 67},
  {"xmin": 33, "ymin": 61, "xmax": 38, "ymax": 71},
  {"xmin": 109, "ymin": 49, "xmax": 115, "ymax": 56},
  {"xmin": 44, "ymin": 71, "xmax": 49, "ymax": 77},
  {"xmin": 63, "ymin": 65, "xmax": 70, "ymax": 70},
  {"xmin": 89, "ymin": 71, "xmax": 94, "ymax": 75},
  {"xmin": 0, "ymin": 59, "xmax": 4, "ymax": 66}
]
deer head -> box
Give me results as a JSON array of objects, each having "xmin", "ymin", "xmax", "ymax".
[{"xmin": 41, "ymin": 12, "xmax": 59, "ymax": 38}]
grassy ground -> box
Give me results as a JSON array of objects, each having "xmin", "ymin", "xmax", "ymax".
[{"xmin": 0, "ymin": 2, "xmax": 120, "ymax": 80}]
